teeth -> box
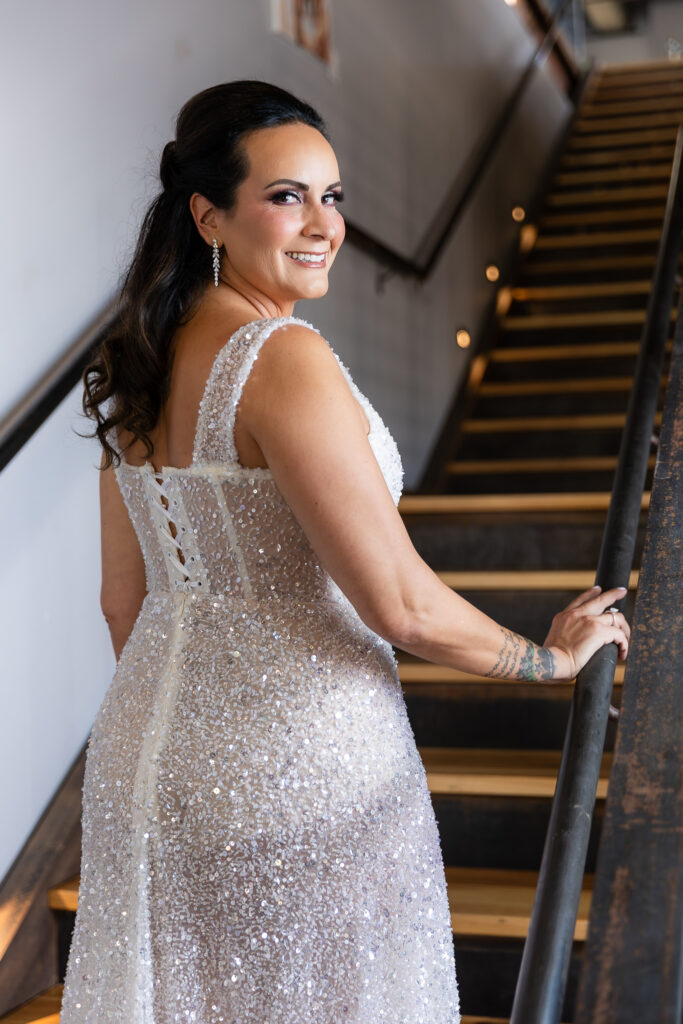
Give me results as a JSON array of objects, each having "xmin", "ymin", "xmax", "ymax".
[{"xmin": 286, "ymin": 251, "xmax": 325, "ymax": 263}]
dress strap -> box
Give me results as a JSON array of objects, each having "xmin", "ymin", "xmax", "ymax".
[{"xmin": 193, "ymin": 315, "xmax": 320, "ymax": 467}]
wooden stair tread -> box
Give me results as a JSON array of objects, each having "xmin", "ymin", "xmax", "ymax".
[
  {"xmin": 542, "ymin": 205, "xmax": 665, "ymax": 227},
  {"xmin": 437, "ymin": 568, "xmax": 638, "ymax": 590},
  {"xmin": 0, "ymin": 985, "xmax": 62, "ymax": 1023},
  {"xmin": 500, "ymin": 308, "xmax": 673, "ymax": 328},
  {"xmin": 488, "ymin": 339, "xmax": 672, "ymax": 362},
  {"xmin": 461, "ymin": 411, "xmax": 661, "ymax": 432},
  {"xmin": 546, "ymin": 185, "xmax": 668, "ymax": 206},
  {"xmin": 46, "ymin": 869, "xmax": 592, "ymax": 942},
  {"xmin": 447, "ymin": 454, "xmax": 656, "ymax": 474},
  {"xmin": 477, "ymin": 376, "xmax": 653, "ymax": 395},
  {"xmin": 575, "ymin": 111, "xmax": 683, "ymax": 132},
  {"xmin": 567, "ymin": 127, "xmax": 678, "ymax": 149},
  {"xmin": 534, "ymin": 229, "xmax": 669, "ymax": 250},
  {"xmin": 446, "ymin": 866, "xmax": 592, "ymax": 940},
  {"xmin": 510, "ymin": 280, "xmax": 653, "ymax": 299},
  {"xmin": 522, "ymin": 254, "xmax": 662, "ymax": 274},
  {"xmin": 559, "ymin": 146, "xmax": 675, "ymax": 169},
  {"xmin": 47, "ymin": 876, "xmax": 79, "ymax": 913},
  {"xmin": 554, "ymin": 162, "xmax": 672, "ymax": 185},
  {"xmin": 398, "ymin": 660, "xmax": 626, "ymax": 686},
  {"xmin": 398, "ymin": 491, "xmax": 650, "ymax": 514},
  {"xmin": 421, "ymin": 747, "xmax": 610, "ymax": 799},
  {"xmin": 582, "ymin": 98, "xmax": 683, "ymax": 116}
]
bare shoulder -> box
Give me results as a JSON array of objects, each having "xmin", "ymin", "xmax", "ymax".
[{"xmin": 243, "ymin": 321, "xmax": 345, "ymax": 400}]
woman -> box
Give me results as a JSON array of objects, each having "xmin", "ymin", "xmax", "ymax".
[{"xmin": 66, "ymin": 80, "xmax": 629, "ymax": 1023}]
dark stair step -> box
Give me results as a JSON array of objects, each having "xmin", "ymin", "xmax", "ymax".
[
  {"xmin": 411, "ymin": 689, "xmax": 617, "ymax": 750},
  {"xmin": 540, "ymin": 205, "xmax": 665, "ymax": 233},
  {"xmin": 482, "ymin": 340, "xmax": 672, "ymax": 381},
  {"xmin": 518, "ymin": 253, "xmax": 682, "ymax": 286},
  {"xmin": 454, "ymin": 935, "xmax": 580, "ymax": 1020},
  {"xmin": 450, "ymin": 582, "xmax": 636, "ymax": 644},
  {"xmin": 434, "ymin": 792, "xmax": 605, "ymax": 873},
  {"xmin": 453, "ymin": 423, "xmax": 628, "ymax": 460},
  {"xmin": 558, "ymin": 143, "xmax": 675, "ymax": 169},
  {"xmin": 402, "ymin": 505, "xmax": 647, "ymax": 570},
  {"xmin": 470, "ymin": 389, "xmax": 636, "ymax": 418}
]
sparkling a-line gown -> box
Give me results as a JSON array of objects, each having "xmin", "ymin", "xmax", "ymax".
[{"xmin": 61, "ymin": 315, "xmax": 460, "ymax": 1024}]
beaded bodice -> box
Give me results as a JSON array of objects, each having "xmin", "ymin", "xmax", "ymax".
[{"xmin": 113, "ymin": 316, "xmax": 404, "ymax": 602}]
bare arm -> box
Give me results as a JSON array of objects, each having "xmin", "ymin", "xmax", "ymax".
[
  {"xmin": 237, "ymin": 324, "xmax": 629, "ymax": 682},
  {"xmin": 99, "ymin": 450, "xmax": 147, "ymax": 660}
]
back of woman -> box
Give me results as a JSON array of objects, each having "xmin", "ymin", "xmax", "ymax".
[{"xmin": 66, "ymin": 79, "xmax": 629, "ymax": 1024}]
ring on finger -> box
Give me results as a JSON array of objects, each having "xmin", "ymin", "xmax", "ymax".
[{"xmin": 608, "ymin": 606, "xmax": 619, "ymax": 627}]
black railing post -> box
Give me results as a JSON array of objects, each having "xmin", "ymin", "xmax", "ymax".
[{"xmin": 509, "ymin": 125, "xmax": 683, "ymax": 1024}]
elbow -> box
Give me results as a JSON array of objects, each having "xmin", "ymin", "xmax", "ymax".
[
  {"xmin": 100, "ymin": 589, "xmax": 145, "ymax": 629},
  {"xmin": 364, "ymin": 601, "xmax": 424, "ymax": 650}
]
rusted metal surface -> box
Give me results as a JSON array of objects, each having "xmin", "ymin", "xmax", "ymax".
[{"xmin": 576, "ymin": 295, "xmax": 683, "ymax": 1021}]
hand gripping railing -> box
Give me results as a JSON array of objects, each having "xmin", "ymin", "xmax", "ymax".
[{"xmin": 509, "ymin": 125, "xmax": 683, "ymax": 1024}]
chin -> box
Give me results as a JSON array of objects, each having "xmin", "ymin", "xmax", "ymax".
[{"xmin": 300, "ymin": 278, "xmax": 329, "ymax": 299}]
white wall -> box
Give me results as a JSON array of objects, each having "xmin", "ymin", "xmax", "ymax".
[{"xmin": 0, "ymin": 0, "xmax": 571, "ymax": 880}]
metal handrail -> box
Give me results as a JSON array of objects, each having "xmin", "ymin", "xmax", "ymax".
[
  {"xmin": 0, "ymin": 2, "xmax": 580, "ymax": 476},
  {"xmin": 509, "ymin": 125, "xmax": 683, "ymax": 1024}
]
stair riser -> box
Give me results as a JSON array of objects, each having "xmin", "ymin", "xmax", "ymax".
[
  {"xmin": 404, "ymin": 513, "xmax": 647, "ymax": 571},
  {"xmin": 406, "ymin": 691, "xmax": 618, "ymax": 750},
  {"xmin": 454, "ymin": 429, "xmax": 627, "ymax": 460},
  {"xmin": 483, "ymin": 355, "xmax": 642, "ymax": 382},
  {"xmin": 497, "ymin": 324, "xmax": 660, "ymax": 346},
  {"xmin": 443, "ymin": 469, "xmax": 653, "ymax": 494},
  {"xmin": 433, "ymin": 794, "xmax": 605, "ymax": 872},
  {"xmin": 456, "ymin": 589, "xmax": 636, "ymax": 646},
  {"xmin": 508, "ymin": 295, "xmax": 651, "ymax": 315},
  {"xmin": 472, "ymin": 391, "xmax": 635, "ymax": 418},
  {"xmin": 519, "ymin": 264, "xmax": 662, "ymax": 286},
  {"xmin": 453, "ymin": 937, "xmax": 581, "ymax": 1019}
]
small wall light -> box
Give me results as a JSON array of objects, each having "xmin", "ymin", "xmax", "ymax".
[
  {"xmin": 496, "ymin": 287, "xmax": 513, "ymax": 315},
  {"xmin": 456, "ymin": 329, "xmax": 471, "ymax": 349},
  {"xmin": 486, "ymin": 264, "xmax": 500, "ymax": 282},
  {"xmin": 512, "ymin": 205, "xmax": 526, "ymax": 222},
  {"xmin": 520, "ymin": 224, "xmax": 538, "ymax": 252}
]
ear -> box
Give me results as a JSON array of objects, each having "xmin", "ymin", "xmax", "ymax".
[{"xmin": 189, "ymin": 192, "xmax": 222, "ymax": 247}]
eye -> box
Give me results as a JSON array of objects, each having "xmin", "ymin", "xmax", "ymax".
[
  {"xmin": 270, "ymin": 189, "xmax": 303, "ymax": 204},
  {"xmin": 323, "ymin": 190, "xmax": 345, "ymax": 206}
]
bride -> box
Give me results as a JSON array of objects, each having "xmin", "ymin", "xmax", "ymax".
[{"xmin": 64, "ymin": 79, "xmax": 630, "ymax": 1023}]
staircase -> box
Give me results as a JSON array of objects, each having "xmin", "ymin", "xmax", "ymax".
[{"xmin": 1, "ymin": 58, "xmax": 678, "ymax": 1024}]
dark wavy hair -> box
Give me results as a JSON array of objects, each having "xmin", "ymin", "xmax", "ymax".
[{"xmin": 80, "ymin": 80, "xmax": 330, "ymax": 469}]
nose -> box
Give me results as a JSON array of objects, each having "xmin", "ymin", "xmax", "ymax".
[{"xmin": 302, "ymin": 203, "xmax": 337, "ymax": 245}]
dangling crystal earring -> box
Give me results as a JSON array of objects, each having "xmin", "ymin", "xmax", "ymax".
[{"xmin": 212, "ymin": 238, "xmax": 221, "ymax": 287}]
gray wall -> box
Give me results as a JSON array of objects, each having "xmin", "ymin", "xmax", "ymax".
[{"xmin": 0, "ymin": 0, "xmax": 571, "ymax": 880}]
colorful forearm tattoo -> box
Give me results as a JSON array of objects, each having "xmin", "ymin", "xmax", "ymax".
[{"xmin": 484, "ymin": 626, "xmax": 556, "ymax": 681}]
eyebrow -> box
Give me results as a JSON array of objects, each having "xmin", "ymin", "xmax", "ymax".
[{"xmin": 264, "ymin": 178, "xmax": 342, "ymax": 191}]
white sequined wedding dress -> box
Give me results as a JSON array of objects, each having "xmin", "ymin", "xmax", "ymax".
[{"xmin": 61, "ymin": 315, "xmax": 460, "ymax": 1024}]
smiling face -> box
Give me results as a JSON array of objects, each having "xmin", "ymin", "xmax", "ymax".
[{"xmin": 208, "ymin": 121, "xmax": 345, "ymax": 313}]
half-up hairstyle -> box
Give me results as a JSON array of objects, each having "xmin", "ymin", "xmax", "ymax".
[{"xmin": 81, "ymin": 80, "xmax": 330, "ymax": 469}]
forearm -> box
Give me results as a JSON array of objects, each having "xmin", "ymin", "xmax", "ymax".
[{"xmin": 385, "ymin": 572, "xmax": 561, "ymax": 681}]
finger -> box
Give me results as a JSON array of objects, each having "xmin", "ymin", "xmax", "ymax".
[
  {"xmin": 564, "ymin": 585, "xmax": 602, "ymax": 611},
  {"xmin": 600, "ymin": 609, "xmax": 629, "ymax": 632},
  {"xmin": 583, "ymin": 586, "xmax": 629, "ymax": 616},
  {"xmin": 607, "ymin": 625, "xmax": 629, "ymax": 660}
]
